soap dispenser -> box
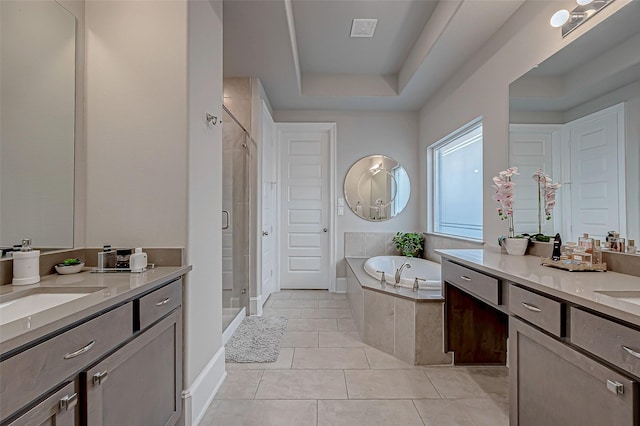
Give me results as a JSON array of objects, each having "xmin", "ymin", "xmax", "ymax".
[
  {"xmin": 130, "ymin": 248, "xmax": 148, "ymax": 273},
  {"xmin": 12, "ymin": 238, "xmax": 40, "ymax": 285}
]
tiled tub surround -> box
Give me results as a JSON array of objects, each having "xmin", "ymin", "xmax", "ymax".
[{"xmin": 346, "ymin": 258, "xmax": 452, "ymax": 365}]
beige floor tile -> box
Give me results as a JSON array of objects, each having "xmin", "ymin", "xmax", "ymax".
[
  {"xmin": 363, "ymin": 346, "xmax": 415, "ymax": 369},
  {"xmin": 413, "ymin": 397, "xmax": 509, "ymax": 426},
  {"xmin": 318, "ymin": 400, "xmax": 424, "ymax": 426},
  {"xmin": 268, "ymin": 291, "xmax": 293, "ymax": 300},
  {"xmin": 255, "ymin": 369, "xmax": 348, "ymax": 399},
  {"xmin": 271, "ymin": 299, "xmax": 319, "ymax": 309},
  {"xmin": 287, "ymin": 290, "xmax": 334, "ymax": 300},
  {"xmin": 292, "ymin": 347, "xmax": 369, "ymax": 369},
  {"xmin": 345, "ymin": 369, "xmax": 441, "ymax": 399},
  {"xmin": 214, "ymin": 370, "xmax": 264, "ymax": 399},
  {"xmin": 332, "ymin": 293, "xmax": 348, "ymax": 300},
  {"xmin": 466, "ymin": 366, "xmax": 509, "ymax": 396},
  {"xmin": 281, "ymin": 331, "xmax": 319, "ymax": 348},
  {"xmin": 318, "ymin": 331, "xmax": 364, "ymax": 347},
  {"xmin": 286, "ymin": 318, "xmax": 338, "ymax": 331},
  {"xmin": 423, "ymin": 366, "xmax": 506, "ymax": 398},
  {"xmin": 200, "ymin": 400, "xmax": 317, "ymax": 426},
  {"xmin": 262, "ymin": 308, "xmax": 303, "ymax": 318},
  {"xmin": 337, "ymin": 318, "xmax": 358, "ymax": 331},
  {"xmin": 226, "ymin": 347, "xmax": 294, "ymax": 370},
  {"xmin": 299, "ymin": 308, "xmax": 352, "ymax": 319},
  {"xmin": 318, "ymin": 300, "xmax": 350, "ymax": 308}
]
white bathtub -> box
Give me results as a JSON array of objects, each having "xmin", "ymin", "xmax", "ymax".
[{"xmin": 363, "ymin": 256, "xmax": 441, "ymax": 290}]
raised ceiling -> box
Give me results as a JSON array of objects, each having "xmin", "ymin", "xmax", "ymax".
[{"xmin": 223, "ymin": 0, "xmax": 525, "ymax": 111}]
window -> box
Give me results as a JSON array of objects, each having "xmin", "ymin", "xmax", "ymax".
[{"xmin": 431, "ymin": 119, "xmax": 483, "ymax": 239}]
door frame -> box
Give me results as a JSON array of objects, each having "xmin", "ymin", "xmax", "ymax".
[
  {"xmin": 560, "ymin": 102, "xmax": 626, "ymax": 240},
  {"xmin": 275, "ymin": 122, "xmax": 337, "ymax": 292},
  {"xmin": 259, "ymin": 100, "xmax": 277, "ymax": 304}
]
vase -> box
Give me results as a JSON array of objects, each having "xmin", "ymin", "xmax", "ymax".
[{"xmin": 501, "ymin": 237, "xmax": 529, "ymax": 256}]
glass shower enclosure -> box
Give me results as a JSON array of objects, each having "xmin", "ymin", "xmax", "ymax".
[{"xmin": 221, "ymin": 105, "xmax": 255, "ymax": 331}]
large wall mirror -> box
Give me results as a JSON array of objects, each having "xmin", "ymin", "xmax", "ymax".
[
  {"xmin": 0, "ymin": 0, "xmax": 76, "ymax": 251},
  {"xmin": 509, "ymin": 2, "xmax": 640, "ymax": 243},
  {"xmin": 344, "ymin": 155, "xmax": 410, "ymax": 221}
]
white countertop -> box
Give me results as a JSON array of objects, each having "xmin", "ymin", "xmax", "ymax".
[
  {"xmin": 0, "ymin": 266, "xmax": 191, "ymax": 355},
  {"xmin": 436, "ymin": 248, "xmax": 640, "ymax": 326}
]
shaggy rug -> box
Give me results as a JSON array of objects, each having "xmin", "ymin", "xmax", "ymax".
[{"xmin": 225, "ymin": 316, "xmax": 288, "ymax": 363}]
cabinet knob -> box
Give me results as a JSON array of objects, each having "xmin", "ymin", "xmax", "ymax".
[
  {"xmin": 59, "ymin": 393, "xmax": 78, "ymax": 411},
  {"xmin": 93, "ymin": 370, "xmax": 109, "ymax": 386}
]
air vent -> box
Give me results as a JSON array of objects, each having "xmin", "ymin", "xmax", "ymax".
[{"xmin": 350, "ymin": 19, "xmax": 378, "ymax": 38}]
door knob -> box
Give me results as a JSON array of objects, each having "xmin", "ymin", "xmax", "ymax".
[
  {"xmin": 262, "ymin": 231, "xmax": 269, "ymax": 236},
  {"xmin": 323, "ymin": 228, "xmax": 328, "ymax": 232}
]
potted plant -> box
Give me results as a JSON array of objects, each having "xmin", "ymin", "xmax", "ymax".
[
  {"xmin": 392, "ymin": 232, "xmax": 424, "ymax": 257},
  {"xmin": 493, "ymin": 167, "xmax": 529, "ymax": 255}
]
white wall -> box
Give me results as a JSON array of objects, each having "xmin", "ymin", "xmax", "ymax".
[
  {"xmin": 273, "ymin": 110, "xmax": 420, "ymax": 278},
  {"xmin": 418, "ymin": 0, "xmax": 633, "ymax": 247},
  {"xmin": 85, "ymin": 0, "xmax": 188, "ymax": 248},
  {"xmin": 185, "ymin": 0, "xmax": 225, "ymax": 423}
]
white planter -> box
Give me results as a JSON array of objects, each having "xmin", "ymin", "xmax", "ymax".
[{"xmin": 502, "ymin": 238, "xmax": 529, "ymax": 256}]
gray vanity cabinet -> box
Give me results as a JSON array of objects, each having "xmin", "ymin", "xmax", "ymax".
[
  {"xmin": 7, "ymin": 382, "xmax": 78, "ymax": 426},
  {"xmin": 84, "ymin": 309, "xmax": 181, "ymax": 426},
  {"xmin": 510, "ymin": 315, "xmax": 638, "ymax": 425}
]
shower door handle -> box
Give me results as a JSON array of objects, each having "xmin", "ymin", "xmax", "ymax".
[{"xmin": 222, "ymin": 210, "xmax": 230, "ymax": 230}]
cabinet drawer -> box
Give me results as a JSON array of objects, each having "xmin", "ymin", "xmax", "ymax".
[
  {"xmin": 139, "ymin": 279, "xmax": 182, "ymax": 330},
  {"xmin": 7, "ymin": 382, "xmax": 77, "ymax": 426},
  {"xmin": 0, "ymin": 303, "xmax": 132, "ymax": 420},
  {"xmin": 509, "ymin": 285, "xmax": 563, "ymax": 337},
  {"xmin": 442, "ymin": 260, "xmax": 500, "ymax": 305},
  {"xmin": 570, "ymin": 307, "xmax": 640, "ymax": 379}
]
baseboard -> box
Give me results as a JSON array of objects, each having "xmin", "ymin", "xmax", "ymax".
[
  {"xmin": 250, "ymin": 295, "xmax": 263, "ymax": 316},
  {"xmin": 222, "ymin": 307, "xmax": 246, "ymax": 345},
  {"xmin": 182, "ymin": 346, "xmax": 227, "ymax": 426},
  {"xmin": 335, "ymin": 277, "xmax": 347, "ymax": 293}
]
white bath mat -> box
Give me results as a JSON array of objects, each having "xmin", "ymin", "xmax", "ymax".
[{"xmin": 225, "ymin": 316, "xmax": 288, "ymax": 363}]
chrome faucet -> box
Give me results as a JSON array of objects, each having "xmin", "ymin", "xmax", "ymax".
[{"xmin": 394, "ymin": 262, "xmax": 411, "ymax": 287}]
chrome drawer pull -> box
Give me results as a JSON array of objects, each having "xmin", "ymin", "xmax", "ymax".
[
  {"xmin": 64, "ymin": 340, "xmax": 95, "ymax": 359},
  {"xmin": 93, "ymin": 370, "xmax": 109, "ymax": 386},
  {"xmin": 622, "ymin": 345, "xmax": 640, "ymax": 359},
  {"xmin": 59, "ymin": 393, "xmax": 78, "ymax": 411},
  {"xmin": 607, "ymin": 380, "xmax": 624, "ymax": 395},
  {"xmin": 521, "ymin": 302, "xmax": 542, "ymax": 313},
  {"xmin": 156, "ymin": 297, "xmax": 171, "ymax": 306},
  {"xmin": 460, "ymin": 276, "xmax": 472, "ymax": 282}
]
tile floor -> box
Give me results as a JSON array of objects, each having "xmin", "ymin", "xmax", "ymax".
[{"xmin": 200, "ymin": 290, "xmax": 509, "ymax": 426}]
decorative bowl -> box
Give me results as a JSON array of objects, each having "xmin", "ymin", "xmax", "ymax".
[{"xmin": 55, "ymin": 262, "xmax": 85, "ymax": 275}]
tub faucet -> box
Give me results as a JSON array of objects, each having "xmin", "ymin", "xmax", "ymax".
[{"xmin": 394, "ymin": 262, "xmax": 411, "ymax": 287}]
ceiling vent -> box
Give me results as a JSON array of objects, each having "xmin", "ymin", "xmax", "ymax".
[{"xmin": 350, "ymin": 19, "xmax": 378, "ymax": 38}]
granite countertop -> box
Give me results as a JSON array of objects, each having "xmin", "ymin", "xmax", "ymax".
[
  {"xmin": 0, "ymin": 265, "xmax": 192, "ymax": 355},
  {"xmin": 436, "ymin": 248, "xmax": 640, "ymax": 326},
  {"xmin": 345, "ymin": 257, "xmax": 444, "ymax": 302}
]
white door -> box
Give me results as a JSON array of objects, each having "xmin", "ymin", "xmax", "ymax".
[
  {"xmin": 261, "ymin": 102, "xmax": 276, "ymax": 302},
  {"xmin": 509, "ymin": 125, "xmax": 560, "ymax": 235},
  {"xmin": 277, "ymin": 124, "xmax": 333, "ymax": 290},
  {"xmin": 564, "ymin": 104, "xmax": 625, "ymax": 242}
]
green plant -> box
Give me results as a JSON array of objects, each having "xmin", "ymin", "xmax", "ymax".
[
  {"xmin": 61, "ymin": 258, "xmax": 81, "ymax": 266},
  {"xmin": 392, "ymin": 232, "xmax": 424, "ymax": 257}
]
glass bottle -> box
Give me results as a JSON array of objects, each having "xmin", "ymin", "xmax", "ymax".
[
  {"xmin": 578, "ymin": 233, "xmax": 594, "ymax": 254},
  {"xmin": 593, "ymin": 240, "xmax": 602, "ymax": 265}
]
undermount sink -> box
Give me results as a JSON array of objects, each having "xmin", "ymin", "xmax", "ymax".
[
  {"xmin": 594, "ymin": 290, "xmax": 640, "ymax": 306},
  {"xmin": 0, "ymin": 287, "xmax": 104, "ymax": 325}
]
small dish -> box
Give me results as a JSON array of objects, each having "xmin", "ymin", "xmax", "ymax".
[{"xmin": 55, "ymin": 262, "xmax": 85, "ymax": 275}]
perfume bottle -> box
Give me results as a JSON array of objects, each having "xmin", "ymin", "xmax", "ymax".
[
  {"xmin": 578, "ymin": 233, "xmax": 594, "ymax": 254},
  {"xmin": 627, "ymin": 239, "xmax": 637, "ymax": 254},
  {"xmin": 593, "ymin": 240, "xmax": 602, "ymax": 264},
  {"xmin": 610, "ymin": 233, "xmax": 626, "ymax": 252}
]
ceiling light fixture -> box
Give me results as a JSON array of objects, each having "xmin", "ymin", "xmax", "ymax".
[
  {"xmin": 350, "ymin": 19, "xmax": 378, "ymax": 38},
  {"xmin": 550, "ymin": 0, "xmax": 614, "ymax": 37}
]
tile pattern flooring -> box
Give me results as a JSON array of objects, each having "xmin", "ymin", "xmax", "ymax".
[{"xmin": 200, "ymin": 290, "xmax": 509, "ymax": 426}]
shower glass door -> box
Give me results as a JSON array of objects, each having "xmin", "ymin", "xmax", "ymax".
[{"xmin": 222, "ymin": 108, "xmax": 253, "ymax": 331}]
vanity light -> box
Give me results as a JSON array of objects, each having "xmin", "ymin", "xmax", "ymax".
[{"xmin": 550, "ymin": 0, "xmax": 614, "ymax": 37}]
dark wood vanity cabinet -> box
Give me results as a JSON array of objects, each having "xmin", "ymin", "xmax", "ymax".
[{"xmin": 0, "ymin": 278, "xmax": 183, "ymax": 426}]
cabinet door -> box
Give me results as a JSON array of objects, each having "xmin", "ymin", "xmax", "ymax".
[
  {"xmin": 509, "ymin": 317, "xmax": 637, "ymax": 425},
  {"xmin": 7, "ymin": 382, "xmax": 77, "ymax": 426},
  {"xmin": 84, "ymin": 309, "xmax": 182, "ymax": 426}
]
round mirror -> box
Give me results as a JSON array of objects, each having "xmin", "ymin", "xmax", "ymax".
[{"xmin": 344, "ymin": 155, "xmax": 410, "ymax": 221}]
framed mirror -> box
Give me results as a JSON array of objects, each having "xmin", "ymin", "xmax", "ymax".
[
  {"xmin": 344, "ymin": 155, "xmax": 410, "ymax": 221},
  {"xmin": 508, "ymin": 2, "xmax": 640, "ymax": 242},
  {"xmin": 0, "ymin": 0, "xmax": 76, "ymax": 252}
]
